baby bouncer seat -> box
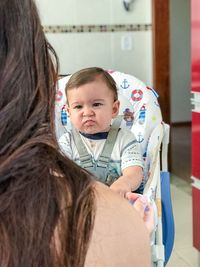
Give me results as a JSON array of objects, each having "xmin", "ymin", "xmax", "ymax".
[{"xmin": 55, "ymin": 70, "xmax": 175, "ymax": 266}]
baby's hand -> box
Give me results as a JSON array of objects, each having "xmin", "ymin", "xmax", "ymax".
[
  {"xmin": 110, "ymin": 176, "xmax": 132, "ymax": 197},
  {"xmin": 126, "ymin": 192, "xmax": 154, "ymax": 235}
]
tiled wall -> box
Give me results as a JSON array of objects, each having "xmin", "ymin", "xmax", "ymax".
[{"xmin": 36, "ymin": 0, "xmax": 153, "ymax": 85}]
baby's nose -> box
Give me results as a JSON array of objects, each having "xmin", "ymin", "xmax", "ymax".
[{"xmin": 83, "ymin": 107, "xmax": 94, "ymax": 116}]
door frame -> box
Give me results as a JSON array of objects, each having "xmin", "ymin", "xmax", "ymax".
[{"xmin": 152, "ymin": 0, "xmax": 170, "ymax": 124}]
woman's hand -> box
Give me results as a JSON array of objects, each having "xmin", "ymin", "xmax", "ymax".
[{"xmin": 126, "ymin": 192, "xmax": 155, "ymax": 235}]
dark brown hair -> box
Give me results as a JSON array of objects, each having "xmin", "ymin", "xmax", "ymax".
[
  {"xmin": 65, "ymin": 67, "xmax": 118, "ymax": 101},
  {"xmin": 0, "ymin": 1, "xmax": 95, "ymax": 266}
]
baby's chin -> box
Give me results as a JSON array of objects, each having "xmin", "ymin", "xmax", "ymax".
[
  {"xmin": 82, "ymin": 129, "xmax": 98, "ymax": 134},
  {"xmin": 79, "ymin": 124, "xmax": 111, "ymax": 134}
]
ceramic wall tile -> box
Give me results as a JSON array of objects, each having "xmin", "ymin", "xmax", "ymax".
[
  {"xmin": 75, "ymin": 0, "xmax": 112, "ymax": 25},
  {"xmin": 36, "ymin": 0, "xmax": 76, "ymax": 25},
  {"xmin": 110, "ymin": 31, "xmax": 153, "ymax": 85},
  {"xmin": 110, "ymin": 0, "xmax": 152, "ymax": 24}
]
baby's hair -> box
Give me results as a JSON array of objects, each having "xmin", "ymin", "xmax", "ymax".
[{"xmin": 65, "ymin": 67, "xmax": 118, "ymax": 101}]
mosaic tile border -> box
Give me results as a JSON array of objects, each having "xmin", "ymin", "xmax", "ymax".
[{"xmin": 43, "ymin": 24, "xmax": 151, "ymax": 33}]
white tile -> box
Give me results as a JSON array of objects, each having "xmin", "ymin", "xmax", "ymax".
[
  {"xmin": 167, "ymin": 250, "xmax": 194, "ymax": 267},
  {"xmin": 111, "ymin": 31, "xmax": 153, "ymax": 85},
  {"xmin": 46, "ymin": 33, "xmax": 78, "ymax": 75},
  {"xmin": 169, "ymin": 181, "xmax": 199, "ymax": 267},
  {"xmin": 176, "ymin": 247, "xmax": 199, "ymax": 267},
  {"xmin": 45, "ymin": 30, "xmax": 153, "ymax": 83},
  {"xmin": 173, "ymin": 230, "xmax": 193, "ymax": 251},
  {"xmin": 110, "ymin": 0, "xmax": 152, "ymax": 24},
  {"xmin": 170, "ymin": 184, "xmax": 193, "ymax": 250},
  {"xmin": 75, "ymin": 0, "xmax": 112, "ymax": 25},
  {"xmin": 37, "ymin": 0, "xmax": 152, "ymax": 26},
  {"xmin": 36, "ymin": 0, "xmax": 77, "ymax": 25},
  {"xmin": 74, "ymin": 33, "xmax": 112, "ymax": 71}
]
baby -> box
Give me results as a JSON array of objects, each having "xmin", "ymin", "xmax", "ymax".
[{"xmin": 59, "ymin": 67, "xmax": 144, "ymax": 197}]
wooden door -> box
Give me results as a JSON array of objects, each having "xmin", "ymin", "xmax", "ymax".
[{"xmin": 152, "ymin": 0, "xmax": 170, "ymax": 124}]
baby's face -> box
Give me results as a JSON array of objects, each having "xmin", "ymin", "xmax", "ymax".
[{"xmin": 67, "ymin": 78, "xmax": 119, "ymax": 134}]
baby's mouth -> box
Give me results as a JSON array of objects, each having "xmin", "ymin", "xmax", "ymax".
[{"xmin": 84, "ymin": 120, "xmax": 95, "ymax": 126}]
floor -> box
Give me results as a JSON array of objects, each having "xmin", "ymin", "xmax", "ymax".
[
  {"xmin": 167, "ymin": 175, "xmax": 199, "ymax": 267},
  {"xmin": 166, "ymin": 124, "xmax": 200, "ymax": 266},
  {"xmin": 171, "ymin": 124, "xmax": 191, "ymax": 183}
]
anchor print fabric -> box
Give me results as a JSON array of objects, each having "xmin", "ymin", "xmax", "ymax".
[
  {"xmin": 109, "ymin": 71, "xmax": 162, "ymax": 158},
  {"xmin": 55, "ymin": 71, "xmax": 162, "ymax": 173}
]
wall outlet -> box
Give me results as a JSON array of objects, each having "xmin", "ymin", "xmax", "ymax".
[{"xmin": 121, "ymin": 35, "xmax": 132, "ymax": 50}]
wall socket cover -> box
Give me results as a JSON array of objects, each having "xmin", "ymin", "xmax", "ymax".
[{"xmin": 121, "ymin": 35, "xmax": 132, "ymax": 50}]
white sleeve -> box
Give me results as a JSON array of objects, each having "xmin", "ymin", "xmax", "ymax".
[
  {"xmin": 58, "ymin": 132, "xmax": 73, "ymax": 159},
  {"xmin": 121, "ymin": 138, "xmax": 143, "ymax": 170}
]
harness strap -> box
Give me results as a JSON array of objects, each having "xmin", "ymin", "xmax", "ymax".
[
  {"xmin": 97, "ymin": 115, "xmax": 123, "ymax": 166},
  {"xmin": 71, "ymin": 116, "xmax": 123, "ymax": 169},
  {"xmin": 97, "ymin": 127, "xmax": 119, "ymax": 168},
  {"xmin": 71, "ymin": 127, "xmax": 93, "ymax": 168},
  {"xmin": 111, "ymin": 115, "xmax": 123, "ymax": 128}
]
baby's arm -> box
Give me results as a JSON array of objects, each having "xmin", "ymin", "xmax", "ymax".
[
  {"xmin": 110, "ymin": 129, "xmax": 143, "ymax": 197},
  {"xmin": 110, "ymin": 165, "xmax": 143, "ymax": 197}
]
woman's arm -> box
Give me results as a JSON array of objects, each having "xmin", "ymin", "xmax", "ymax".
[{"xmin": 85, "ymin": 182, "xmax": 151, "ymax": 267}]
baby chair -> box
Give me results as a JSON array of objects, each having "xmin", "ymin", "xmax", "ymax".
[{"xmin": 55, "ymin": 70, "xmax": 175, "ymax": 266}]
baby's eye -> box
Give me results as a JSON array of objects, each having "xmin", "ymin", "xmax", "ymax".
[
  {"xmin": 93, "ymin": 102, "xmax": 103, "ymax": 107},
  {"xmin": 73, "ymin": 105, "xmax": 82, "ymax": 110}
]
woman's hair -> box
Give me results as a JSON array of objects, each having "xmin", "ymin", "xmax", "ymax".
[
  {"xmin": 0, "ymin": 1, "xmax": 95, "ymax": 266},
  {"xmin": 65, "ymin": 67, "xmax": 118, "ymax": 101}
]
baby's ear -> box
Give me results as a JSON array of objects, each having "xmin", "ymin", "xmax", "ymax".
[
  {"xmin": 66, "ymin": 105, "xmax": 71, "ymax": 116},
  {"xmin": 112, "ymin": 100, "xmax": 120, "ymax": 117}
]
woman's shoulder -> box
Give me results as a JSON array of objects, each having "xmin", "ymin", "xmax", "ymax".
[{"xmin": 85, "ymin": 182, "xmax": 151, "ymax": 267}]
